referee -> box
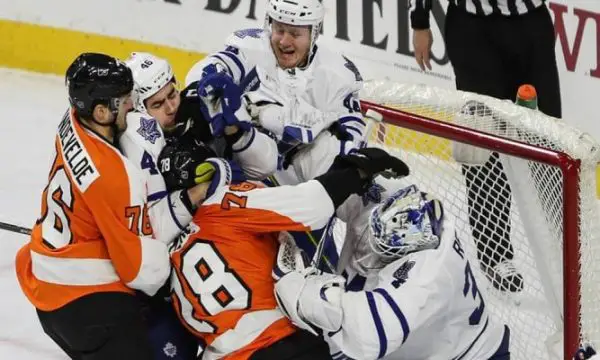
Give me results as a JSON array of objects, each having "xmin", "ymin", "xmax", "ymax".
[{"xmin": 411, "ymin": 0, "xmax": 562, "ymax": 292}]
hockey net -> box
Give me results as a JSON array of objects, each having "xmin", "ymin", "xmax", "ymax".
[{"xmin": 359, "ymin": 81, "xmax": 600, "ymax": 360}]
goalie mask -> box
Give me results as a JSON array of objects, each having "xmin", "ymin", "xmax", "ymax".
[{"xmin": 368, "ymin": 185, "xmax": 444, "ymax": 260}]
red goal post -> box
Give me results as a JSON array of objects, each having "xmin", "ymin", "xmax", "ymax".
[{"xmin": 358, "ymin": 80, "xmax": 600, "ymax": 360}]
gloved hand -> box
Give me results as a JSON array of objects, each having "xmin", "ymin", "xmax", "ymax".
[
  {"xmin": 332, "ymin": 147, "xmax": 410, "ymax": 180},
  {"xmin": 197, "ymin": 72, "xmax": 252, "ymax": 137},
  {"xmin": 158, "ymin": 137, "xmax": 245, "ymax": 193},
  {"xmin": 195, "ymin": 157, "xmax": 246, "ymax": 199},
  {"xmin": 272, "ymin": 232, "xmax": 312, "ymax": 281}
]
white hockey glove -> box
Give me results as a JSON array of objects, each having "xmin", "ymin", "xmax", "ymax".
[
  {"xmin": 272, "ymin": 232, "xmax": 312, "ymax": 281},
  {"xmin": 274, "ymin": 269, "xmax": 345, "ymax": 336}
]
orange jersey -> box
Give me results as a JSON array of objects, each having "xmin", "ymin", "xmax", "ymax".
[
  {"xmin": 170, "ymin": 180, "xmax": 336, "ymax": 359},
  {"xmin": 15, "ymin": 110, "xmax": 171, "ymax": 312}
]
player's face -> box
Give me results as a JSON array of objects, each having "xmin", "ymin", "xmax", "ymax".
[
  {"xmin": 145, "ymin": 82, "xmax": 180, "ymax": 131},
  {"xmin": 270, "ymin": 21, "xmax": 312, "ymax": 69},
  {"xmin": 114, "ymin": 93, "xmax": 134, "ymax": 132}
]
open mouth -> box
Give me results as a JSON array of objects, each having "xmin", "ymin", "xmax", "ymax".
[{"xmin": 280, "ymin": 48, "xmax": 295, "ymax": 56}]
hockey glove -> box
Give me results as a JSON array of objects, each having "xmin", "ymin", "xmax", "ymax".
[
  {"xmin": 273, "ymin": 232, "xmax": 312, "ymax": 281},
  {"xmin": 274, "ymin": 270, "xmax": 345, "ymax": 335},
  {"xmin": 574, "ymin": 345, "xmax": 597, "ymax": 359},
  {"xmin": 197, "ymin": 72, "xmax": 252, "ymax": 137},
  {"xmin": 195, "ymin": 157, "xmax": 245, "ymax": 199},
  {"xmin": 333, "ymin": 147, "xmax": 410, "ymax": 180},
  {"xmin": 169, "ymin": 81, "xmax": 213, "ymax": 143}
]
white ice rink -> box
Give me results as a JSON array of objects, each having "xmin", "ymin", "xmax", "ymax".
[{"xmin": 0, "ymin": 68, "xmax": 71, "ymax": 358}]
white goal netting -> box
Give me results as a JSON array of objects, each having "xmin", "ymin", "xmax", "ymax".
[{"xmin": 359, "ymin": 81, "xmax": 600, "ymax": 360}]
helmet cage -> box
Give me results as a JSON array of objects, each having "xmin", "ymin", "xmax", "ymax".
[{"xmin": 368, "ymin": 185, "xmax": 444, "ymax": 260}]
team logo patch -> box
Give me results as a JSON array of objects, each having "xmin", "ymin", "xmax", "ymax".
[
  {"xmin": 137, "ymin": 117, "xmax": 161, "ymax": 144},
  {"xmin": 163, "ymin": 342, "xmax": 177, "ymax": 358},
  {"xmin": 391, "ymin": 260, "xmax": 415, "ymax": 288}
]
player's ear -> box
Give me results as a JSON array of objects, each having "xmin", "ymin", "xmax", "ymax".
[{"xmin": 92, "ymin": 103, "xmax": 111, "ymax": 124}]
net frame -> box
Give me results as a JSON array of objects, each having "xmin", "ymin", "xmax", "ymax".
[{"xmin": 359, "ymin": 98, "xmax": 584, "ymax": 360}]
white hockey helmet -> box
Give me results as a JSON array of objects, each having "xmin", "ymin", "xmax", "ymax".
[
  {"xmin": 368, "ymin": 185, "xmax": 444, "ymax": 260},
  {"xmin": 125, "ymin": 52, "xmax": 175, "ymax": 113},
  {"xmin": 264, "ymin": 0, "xmax": 325, "ymax": 63}
]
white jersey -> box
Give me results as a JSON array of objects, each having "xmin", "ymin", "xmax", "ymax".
[
  {"xmin": 119, "ymin": 111, "xmax": 279, "ymax": 243},
  {"xmin": 186, "ymin": 28, "xmax": 366, "ymax": 185},
  {"xmin": 325, "ymin": 177, "xmax": 509, "ymax": 360},
  {"xmin": 119, "ymin": 112, "xmax": 192, "ymax": 243}
]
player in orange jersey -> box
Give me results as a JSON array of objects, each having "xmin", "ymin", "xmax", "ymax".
[
  {"xmin": 14, "ymin": 53, "xmax": 187, "ymax": 359},
  {"xmin": 158, "ymin": 135, "xmax": 410, "ymax": 360}
]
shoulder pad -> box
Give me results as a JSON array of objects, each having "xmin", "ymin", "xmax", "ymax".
[
  {"xmin": 224, "ymin": 28, "xmax": 269, "ymax": 53},
  {"xmin": 313, "ymin": 48, "xmax": 363, "ymax": 91}
]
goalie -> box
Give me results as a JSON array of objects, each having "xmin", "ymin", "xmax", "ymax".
[
  {"xmin": 157, "ymin": 136, "xmax": 409, "ymax": 359},
  {"xmin": 274, "ymin": 182, "xmax": 511, "ymax": 360}
]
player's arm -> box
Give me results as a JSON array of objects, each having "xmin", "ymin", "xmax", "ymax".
[
  {"xmin": 275, "ymin": 256, "xmax": 446, "ymax": 360},
  {"xmin": 185, "ymin": 29, "xmax": 262, "ymax": 86},
  {"xmin": 118, "ymin": 118, "xmax": 198, "ymax": 241},
  {"xmin": 85, "ymin": 175, "xmax": 171, "ymax": 297},
  {"xmin": 228, "ymin": 126, "xmax": 279, "ymax": 180},
  {"xmin": 177, "ymin": 80, "xmax": 278, "ymax": 180},
  {"xmin": 198, "ymin": 148, "xmax": 410, "ymax": 234},
  {"xmin": 326, "ymin": 57, "xmax": 367, "ymax": 155},
  {"xmin": 410, "ymin": 0, "xmax": 432, "ymax": 29},
  {"xmin": 249, "ymin": 58, "xmax": 365, "ymax": 151}
]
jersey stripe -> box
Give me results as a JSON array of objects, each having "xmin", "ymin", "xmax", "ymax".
[
  {"xmin": 366, "ymin": 291, "xmax": 388, "ymax": 358},
  {"xmin": 373, "ymin": 288, "xmax": 411, "ymax": 344}
]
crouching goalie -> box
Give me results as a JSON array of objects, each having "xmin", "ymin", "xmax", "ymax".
[{"xmin": 274, "ymin": 183, "xmax": 511, "ymax": 360}]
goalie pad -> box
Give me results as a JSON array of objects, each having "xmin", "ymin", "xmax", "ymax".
[
  {"xmin": 451, "ymin": 100, "xmax": 505, "ymax": 165},
  {"xmin": 274, "ymin": 270, "xmax": 345, "ymax": 335}
]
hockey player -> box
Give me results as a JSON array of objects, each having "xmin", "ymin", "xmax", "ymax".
[
  {"xmin": 15, "ymin": 53, "xmax": 171, "ymax": 359},
  {"xmin": 119, "ymin": 52, "xmax": 279, "ymax": 241},
  {"xmin": 186, "ymin": 0, "xmax": 365, "ymax": 184},
  {"xmin": 274, "ymin": 182, "xmax": 511, "ymax": 360},
  {"xmin": 120, "ymin": 52, "xmax": 279, "ymax": 359},
  {"xmin": 185, "ymin": 0, "xmax": 366, "ymax": 270},
  {"xmin": 158, "ymin": 135, "xmax": 410, "ymax": 359}
]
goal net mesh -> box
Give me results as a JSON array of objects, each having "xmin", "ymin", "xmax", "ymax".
[{"xmin": 359, "ymin": 80, "xmax": 600, "ymax": 359}]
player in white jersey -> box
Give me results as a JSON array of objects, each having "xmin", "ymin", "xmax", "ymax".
[
  {"xmin": 274, "ymin": 181, "xmax": 511, "ymax": 360},
  {"xmin": 118, "ymin": 52, "xmax": 279, "ymax": 242},
  {"xmin": 117, "ymin": 52, "xmax": 279, "ymax": 359},
  {"xmin": 186, "ymin": 0, "xmax": 366, "ymax": 184},
  {"xmin": 185, "ymin": 0, "xmax": 366, "ymax": 270}
]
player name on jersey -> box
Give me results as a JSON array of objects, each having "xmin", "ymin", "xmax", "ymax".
[{"xmin": 57, "ymin": 113, "xmax": 99, "ymax": 192}]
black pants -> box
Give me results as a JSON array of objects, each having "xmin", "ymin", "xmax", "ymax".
[
  {"xmin": 249, "ymin": 330, "xmax": 332, "ymax": 360},
  {"xmin": 37, "ymin": 292, "xmax": 154, "ymax": 360},
  {"xmin": 444, "ymin": 3, "xmax": 561, "ymax": 268}
]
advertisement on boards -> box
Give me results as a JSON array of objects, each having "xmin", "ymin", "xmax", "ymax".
[{"xmin": 0, "ymin": 0, "xmax": 598, "ymax": 136}]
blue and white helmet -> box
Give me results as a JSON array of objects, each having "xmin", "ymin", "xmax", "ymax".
[{"xmin": 368, "ymin": 185, "xmax": 444, "ymax": 260}]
